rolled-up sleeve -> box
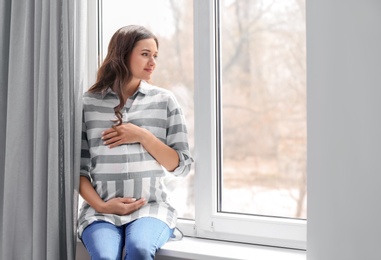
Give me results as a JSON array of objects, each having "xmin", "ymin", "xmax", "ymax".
[
  {"xmin": 80, "ymin": 110, "xmax": 91, "ymax": 181},
  {"xmin": 166, "ymin": 94, "xmax": 194, "ymax": 176}
]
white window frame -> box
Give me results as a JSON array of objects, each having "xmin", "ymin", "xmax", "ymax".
[
  {"xmin": 86, "ymin": 0, "xmax": 99, "ymax": 87},
  {"xmin": 87, "ymin": 0, "xmax": 306, "ymax": 250}
]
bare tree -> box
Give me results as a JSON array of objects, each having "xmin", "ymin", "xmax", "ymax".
[{"xmin": 221, "ymin": 0, "xmax": 307, "ymax": 218}]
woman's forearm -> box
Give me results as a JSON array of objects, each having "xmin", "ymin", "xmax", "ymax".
[
  {"xmin": 79, "ymin": 176, "xmax": 106, "ymax": 212},
  {"xmin": 79, "ymin": 176, "xmax": 147, "ymax": 215},
  {"xmin": 140, "ymin": 128, "xmax": 179, "ymax": 172},
  {"xmin": 101, "ymin": 123, "xmax": 180, "ymax": 172}
]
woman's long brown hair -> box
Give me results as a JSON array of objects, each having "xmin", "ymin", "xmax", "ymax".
[{"xmin": 88, "ymin": 25, "xmax": 158, "ymax": 125}]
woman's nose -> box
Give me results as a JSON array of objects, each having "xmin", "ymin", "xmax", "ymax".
[{"xmin": 149, "ymin": 56, "xmax": 156, "ymax": 65}]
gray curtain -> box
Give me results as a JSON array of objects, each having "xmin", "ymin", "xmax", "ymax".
[{"xmin": 0, "ymin": 0, "xmax": 87, "ymax": 259}]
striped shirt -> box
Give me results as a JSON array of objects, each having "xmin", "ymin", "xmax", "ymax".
[{"xmin": 78, "ymin": 80, "xmax": 193, "ymax": 238}]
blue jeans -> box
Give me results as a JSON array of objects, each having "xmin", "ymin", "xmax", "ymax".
[{"xmin": 81, "ymin": 217, "xmax": 174, "ymax": 260}]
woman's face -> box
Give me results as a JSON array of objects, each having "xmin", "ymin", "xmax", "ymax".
[{"xmin": 129, "ymin": 38, "xmax": 158, "ymax": 85}]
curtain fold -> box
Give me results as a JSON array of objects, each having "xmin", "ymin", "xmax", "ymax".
[{"xmin": 0, "ymin": 0, "xmax": 86, "ymax": 259}]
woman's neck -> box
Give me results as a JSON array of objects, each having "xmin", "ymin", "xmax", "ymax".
[{"xmin": 123, "ymin": 79, "xmax": 141, "ymax": 99}]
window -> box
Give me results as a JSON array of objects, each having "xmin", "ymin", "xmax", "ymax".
[
  {"xmin": 219, "ymin": 0, "xmax": 307, "ymax": 219},
  {"xmin": 88, "ymin": 0, "xmax": 306, "ymax": 249},
  {"xmin": 98, "ymin": 0, "xmax": 195, "ymax": 220}
]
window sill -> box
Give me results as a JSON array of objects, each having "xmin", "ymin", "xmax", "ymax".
[
  {"xmin": 76, "ymin": 237, "xmax": 306, "ymax": 260},
  {"xmin": 156, "ymin": 237, "xmax": 306, "ymax": 260}
]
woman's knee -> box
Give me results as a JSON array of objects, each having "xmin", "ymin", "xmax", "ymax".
[
  {"xmin": 124, "ymin": 218, "xmax": 172, "ymax": 259},
  {"xmin": 125, "ymin": 243, "xmax": 155, "ymax": 259},
  {"xmin": 82, "ymin": 221, "xmax": 124, "ymax": 260},
  {"xmin": 90, "ymin": 250, "xmax": 122, "ymax": 260}
]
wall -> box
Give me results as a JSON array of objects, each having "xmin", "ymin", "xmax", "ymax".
[{"xmin": 307, "ymin": 1, "xmax": 381, "ymax": 259}]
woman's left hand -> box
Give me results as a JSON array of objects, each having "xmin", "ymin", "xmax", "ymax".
[
  {"xmin": 102, "ymin": 123, "xmax": 144, "ymax": 148},
  {"xmin": 102, "ymin": 122, "xmax": 179, "ymax": 171}
]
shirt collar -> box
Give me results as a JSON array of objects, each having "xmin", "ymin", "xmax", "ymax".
[{"xmin": 100, "ymin": 80, "xmax": 149, "ymax": 99}]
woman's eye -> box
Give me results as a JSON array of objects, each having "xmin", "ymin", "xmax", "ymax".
[{"xmin": 142, "ymin": 53, "xmax": 148, "ymax": 56}]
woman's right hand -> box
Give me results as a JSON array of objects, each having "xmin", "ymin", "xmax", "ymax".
[
  {"xmin": 80, "ymin": 176, "xmax": 147, "ymax": 216},
  {"xmin": 100, "ymin": 197, "xmax": 147, "ymax": 216}
]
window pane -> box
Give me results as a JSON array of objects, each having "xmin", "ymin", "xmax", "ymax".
[
  {"xmin": 219, "ymin": 0, "xmax": 306, "ymax": 219},
  {"xmin": 101, "ymin": 0, "xmax": 195, "ymax": 219}
]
